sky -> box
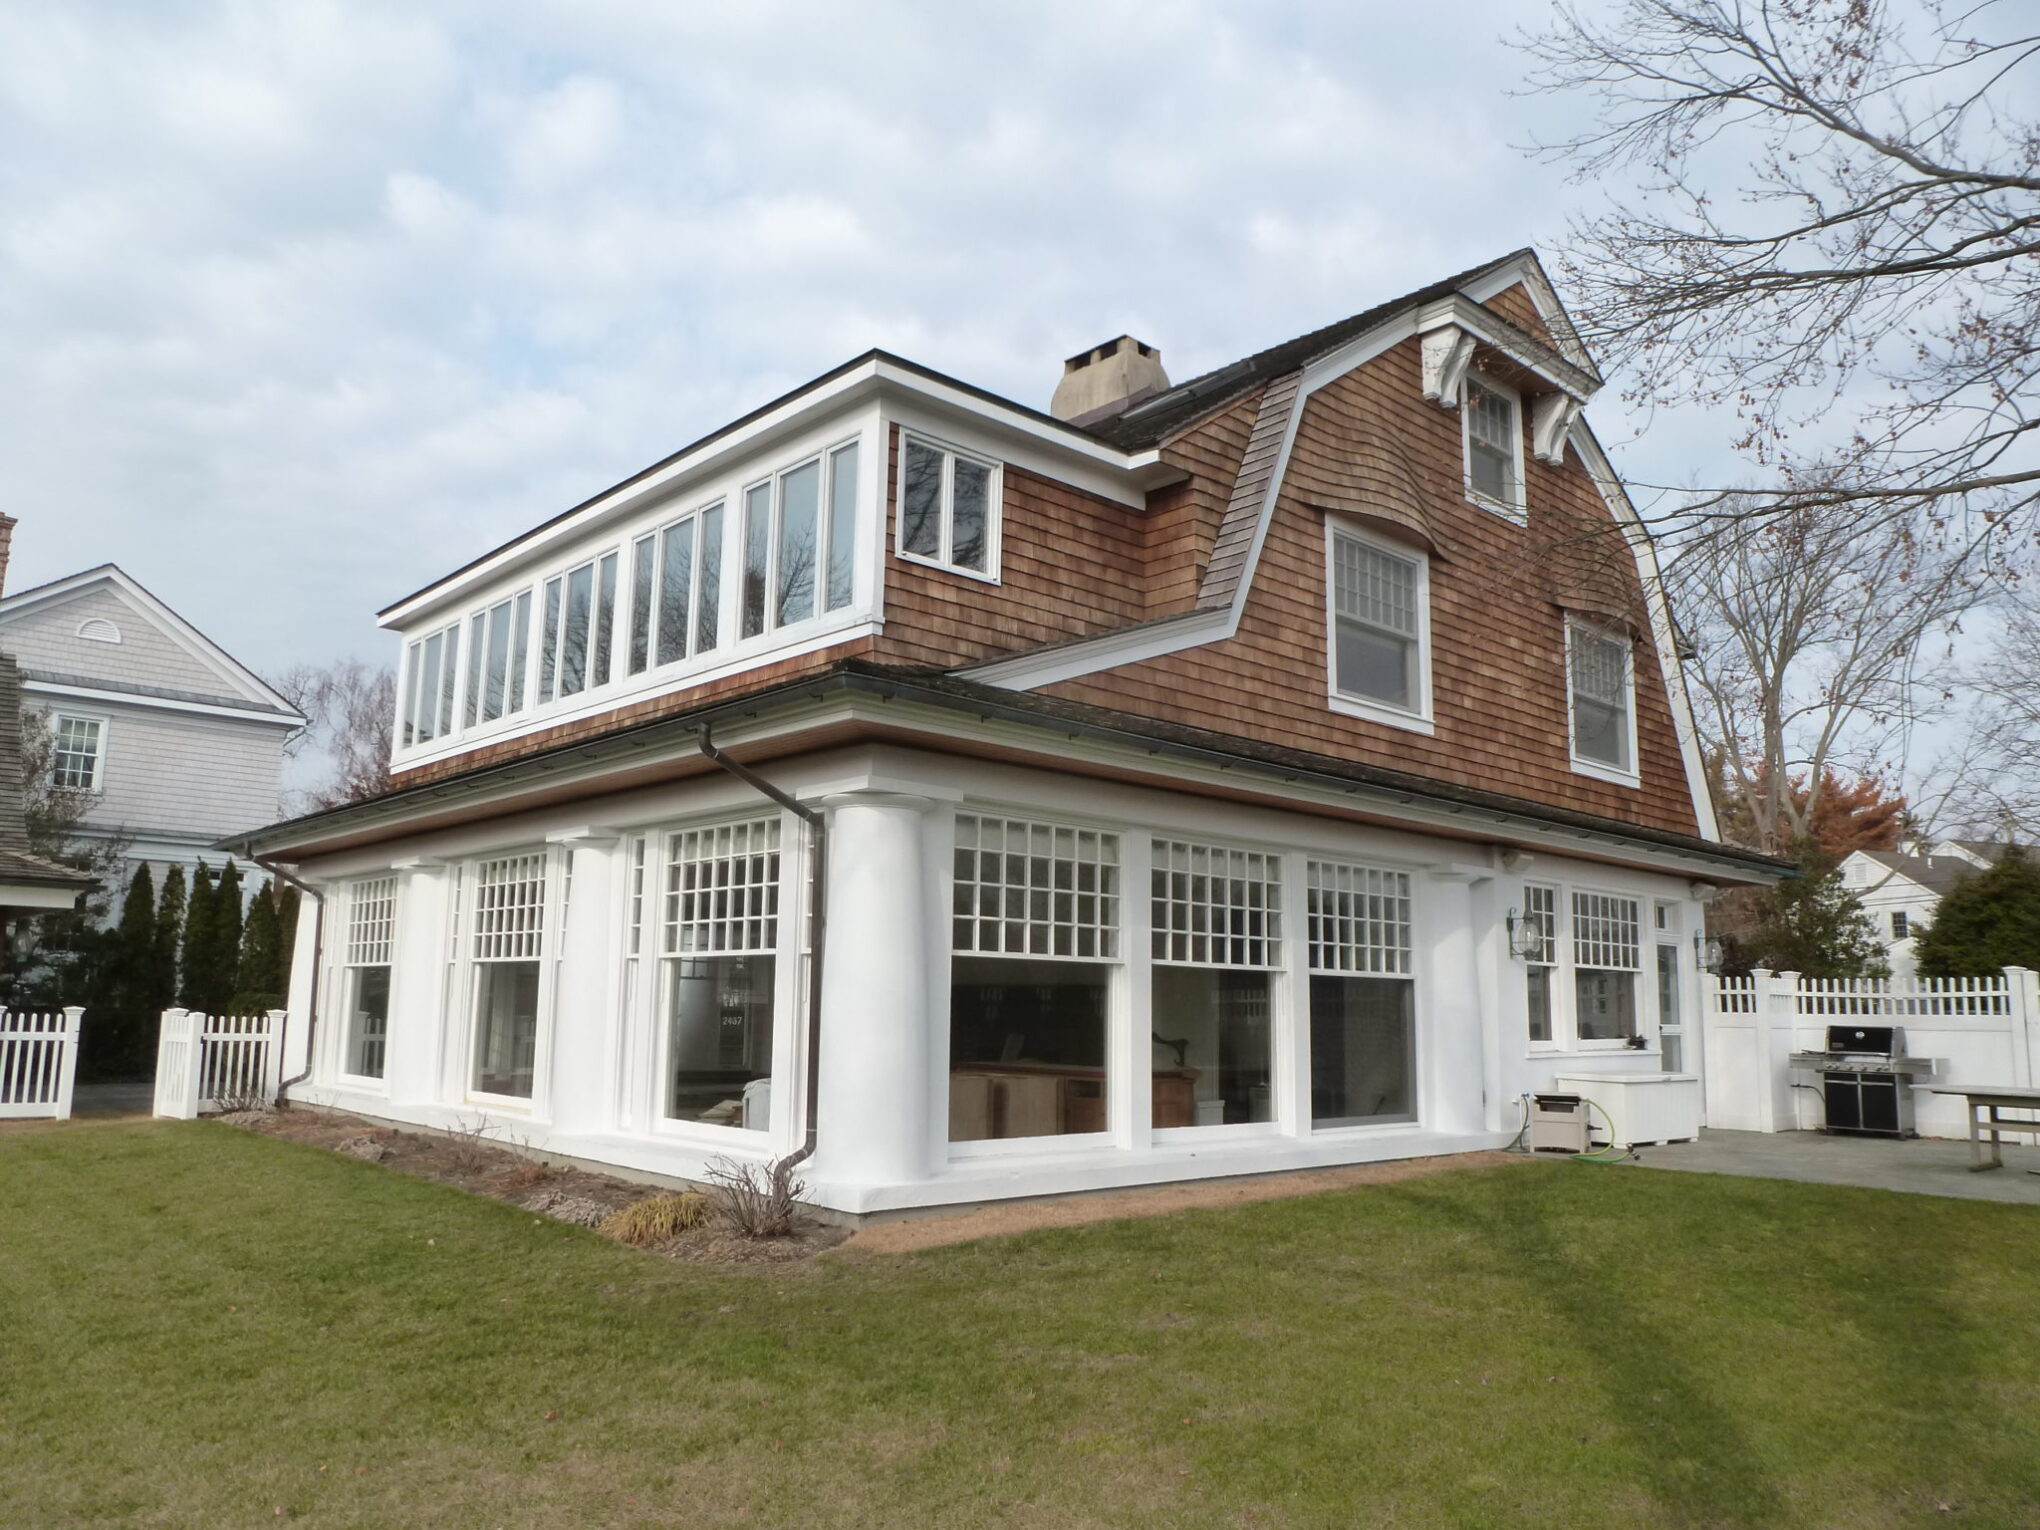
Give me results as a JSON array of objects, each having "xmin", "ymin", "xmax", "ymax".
[{"xmin": 0, "ymin": 0, "xmax": 1719, "ymax": 678}]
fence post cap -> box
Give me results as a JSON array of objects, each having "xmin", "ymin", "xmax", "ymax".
[{"xmin": 265, "ymin": 1008, "xmax": 287, "ymax": 1019}]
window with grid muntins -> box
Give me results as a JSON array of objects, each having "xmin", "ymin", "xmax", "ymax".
[
  {"xmin": 952, "ymin": 814, "xmax": 1118, "ymax": 959},
  {"xmin": 1572, "ymin": 892, "xmax": 1640, "ymax": 970},
  {"xmin": 1334, "ymin": 538, "xmax": 1417, "ymax": 637},
  {"xmin": 1151, "ymin": 840, "xmax": 1280, "ymax": 966},
  {"xmin": 347, "ymin": 877, "xmax": 397, "ymax": 966},
  {"xmin": 472, "ymin": 854, "xmax": 547, "ymax": 961},
  {"xmin": 1524, "ymin": 884, "xmax": 1558, "ymax": 965},
  {"xmin": 1571, "ymin": 631, "xmax": 1628, "ymax": 706},
  {"xmin": 51, "ymin": 716, "xmax": 102, "ymax": 790},
  {"xmin": 1306, "ymin": 861, "xmax": 1413, "ymax": 974},
  {"xmin": 664, "ymin": 819, "xmax": 781, "ymax": 956}
]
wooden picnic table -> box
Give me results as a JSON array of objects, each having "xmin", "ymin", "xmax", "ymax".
[{"xmin": 1922, "ymin": 1085, "xmax": 2040, "ymax": 1172}]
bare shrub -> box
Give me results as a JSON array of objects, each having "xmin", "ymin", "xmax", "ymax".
[
  {"xmin": 439, "ymin": 1116, "xmax": 503, "ymax": 1177},
  {"xmin": 703, "ymin": 1154, "xmax": 809, "ymax": 1239},
  {"xmin": 599, "ymin": 1192, "xmax": 710, "ymax": 1247}
]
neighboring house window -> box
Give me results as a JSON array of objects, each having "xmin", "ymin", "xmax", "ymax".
[
  {"xmin": 76, "ymin": 617, "xmax": 121, "ymax": 644},
  {"xmin": 1328, "ymin": 526, "xmax": 1430, "ymax": 725},
  {"xmin": 1568, "ymin": 622, "xmax": 1636, "ymax": 779},
  {"xmin": 342, "ymin": 877, "xmax": 397, "ymax": 1080},
  {"xmin": 662, "ymin": 819, "xmax": 782, "ymax": 1130},
  {"xmin": 1522, "ymin": 883, "xmax": 1558, "ymax": 1046},
  {"xmin": 401, "ymin": 622, "xmax": 461, "ymax": 746},
  {"xmin": 1150, "ymin": 841, "xmax": 1281, "ymax": 1129},
  {"xmin": 628, "ymin": 503, "xmax": 725, "ymax": 676},
  {"xmin": 51, "ymin": 715, "xmax": 105, "ymax": 791},
  {"xmin": 950, "ymin": 815, "xmax": 1119, "ymax": 1142},
  {"xmin": 1892, "ymin": 911, "xmax": 1910, "ymax": 940},
  {"xmin": 469, "ymin": 854, "xmax": 547, "ymax": 1099},
  {"xmin": 742, "ymin": 442, "xmax": 862, "ymax": 638},
  {"xmin": 1572, "ymin": 891, "xmax": 1641, "ymax": 1043},
  {"xmin": 898, "ymin": 434, "xmax": 998, "ymax": 580},
  {"xmin": 539, "ymin": 550, "xmax": 621, "ymax": 704},
  {"xmin": 462, "ymin": 591, "xmax": 534, "ymax": 729},
  {"xmin": 1463, "ymin": 375, "xmax": 1523, "ymax": 512},
  {"xmin": 1306, "ymin": 860, "xmax": 1416, "ymax": 1126}
]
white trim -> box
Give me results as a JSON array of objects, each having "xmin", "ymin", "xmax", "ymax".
[
  {"xmin": 1414, "ymin": 295, "xmax": 1601, "ymax": 403},
  {"xmin": 1565, "ymin": 617, "xmax": 1642, "ymax": 789},
  {"xmin": 894, "ymin": 429, "xmax": 1003, "ymax": 584},
  {"xmin": 1323, "ymin": 517, "xmax": 1435, "ymax": 734},
  {"xmin": 47, "ymin": 709, "xmax": 109, "ymax": 794},
  {"xmin": 76, "ymin": 617, "xmax": 121, "ymax": 644},
  {"xmin": 19, "ymin": 679, "xmax": 295, "ymax": 729}
]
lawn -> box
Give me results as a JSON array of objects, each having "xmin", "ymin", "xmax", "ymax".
[{"xmin": 3, "ymin": 1124, "xmax": 2038, "ymax": 1529}]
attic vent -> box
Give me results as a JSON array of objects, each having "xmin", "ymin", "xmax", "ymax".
[
  {"xmin": 77, "ymin": 618, "xmax": 121, "ymax": 644},
  {"xmin": 1050, "ymin": 334, "xmax": 1170, "ymax": 427}
]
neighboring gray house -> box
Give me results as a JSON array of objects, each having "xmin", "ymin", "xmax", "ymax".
[
  {"xmin": 0, "ymin": 565, "xmax": 304, "ymax": 870},
  {"xmin": 1838, "ymin": 838, "xmax": 2028, "ymax": 977}
]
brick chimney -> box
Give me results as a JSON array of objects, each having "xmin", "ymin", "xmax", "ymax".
[
  {"xmin": 0, "ymin": 514, "xmax": 17, "ymax": 601},
  {"xmin": 1050, "ymin": 335, "xmax": 1170, "ymax": 428}
]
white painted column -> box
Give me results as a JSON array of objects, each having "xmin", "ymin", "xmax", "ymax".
[
  {"xmin": 814, "ymin": 793, "xmax": 937, "ymax": 1188},
  {"xmin": 1468, "ymin": 868, "xmax": 1509, "ymax": 1132},
  {"xmin": 1423, "ymin": 868, "xmax": 1491, "ymax": 1137},
  {"xmin": 387, "ymin": 859, "xmax": 450, "ymax": 1106},
  {"xmin": 545, "ymin": 830, "xmax": 621, "ymax": 1136}
]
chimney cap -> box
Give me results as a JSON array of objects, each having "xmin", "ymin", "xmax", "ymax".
[{"xmin": 1051, "ymin": 334, "xmax": 1169, "ymax": 426}]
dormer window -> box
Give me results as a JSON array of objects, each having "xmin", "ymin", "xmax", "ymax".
[
  {"xmin": 1325, "ymin": 522, "xmax": 1432, "ymax": 732},
  {"xmin": 402, "ymin": 621, "xmax": 462, "ymax": 746},
  {"xmin": 899, "ymin": 434, "xmax": 999, "ymax": 580},
  {"xmin": 539, "ymin": 551, "xmax": 621, "ymax": 703},
  {"xmin": 1567, "ymin": 620, "xmax": 1638, "ymax": 783},
  {"xmin": 1463, "ymin": 375, "xmax": 1525, "ymax": 515},
  {"xmin": 740, "ymin": 441, "xmax": 861, "ymax": 638}
]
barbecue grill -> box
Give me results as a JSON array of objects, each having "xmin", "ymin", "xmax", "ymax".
[{"xmin": 1787, "ymin": 1025, "xmax": 1936, "ymax": 1137}]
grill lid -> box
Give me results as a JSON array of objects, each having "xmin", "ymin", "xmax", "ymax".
[{"xmin": 1825, "ymin": 1024, "xmax": 1899, "ymax": 1057}]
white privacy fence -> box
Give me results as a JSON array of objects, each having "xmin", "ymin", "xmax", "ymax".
[
  {"xmin": 0, "ymin": 1008, "xmax": 82, "ymax": 1119},
  {"xmin": 1704, "ymin": 969, "xmax": 2040, "ymax": 1138},
  {"xmin": 153, "ymin": 1008, "xmax": 285, "ymax": 1120}
]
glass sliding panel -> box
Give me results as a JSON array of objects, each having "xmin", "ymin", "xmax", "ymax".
[
  {"xmin": 1309, "ymin": 976, "xmax": 1415, "ymax": 1125},
  {"xmin": 591, "ymin": 552, "xmax": 618, "ymax": 687},
  {"xmin": 952, "ymin": 457, "xmax": 990, "ymax": 572},
  {"xmin": 538, "ymin": 578, "xmax": 562, "ymax": 703},
  {"xmin": 472, "ymin": 961, "xmax": 541, "ymax": 1098},
  {"xmin": 558, "ymin": 562, "xmax": 594, "ymax": 696},
  {"xmin": 826, "ymin": 442, "xmax": 858, "ymax": 610},
  {"xmin": 463, "ymin": 615, "xmax": 485, "ymax": 728},
  {"xmin": 507, "ymin": 591, "xmax": 531, "ymax": 714},
  {"xmin": 666, "ymin": 955, "xmax": 775, "ymax": 1127},
  {"xmin": 948, "ymin": 956, "xmax": 1110, "ymax": 1141},
  {"xmin": 1151, "ymin": 967, "xmax": 1273, "ymax": 1126},
  {"xmin": 776, "ymin": 459, "xmax": 820, "ymax": 627},
  {"xmin": 628, "ymin": 535, "xmax": 655, "ymax": 675},
  {"xmin": 657, "ymin": 518, "xmax": 694, "ymax": 666},
  {"xmin": 902, "ymin": 439, "xmax": 943, "ymax": 558},
  {"xmin": 742, "ymin": 482, "xmax": 771, "ymax": 638},
  {"xmin": 696, "ymin": 504, "xmax": 723, "ymax": 653}
]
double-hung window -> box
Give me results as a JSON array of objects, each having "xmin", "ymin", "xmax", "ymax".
[
  {"xmin": 342, "ymin": 877, "xmax": 396, "ymax": 1080},
  {"xmin": 1306, "ymin": 861, "xmax": 1416, "ymax": 1126},
  {"xmin": 1328, "ymin": 525, "xmax": 1429, "ymax": 726},
  {"xmin": 50, "ymin": 714, "xmax": 105, "ymax": 791},
  {"xmin": 740, "ymin": 441, "xmax": 862, "ymax": 639},
  {"xmin": 1463, "ymin": 375, "xmax": 1523, "ymax": 513},
  {"xmin": 628, "ymin": 503, "xmax": 725, "ymax": 676},
  {"xmin": 1568, "ymin": 621, "xmax": 1636, "ymax": 780},
  {"xmin": 1523, "ymin": 884, "xmax": 1558, "ymax": 1046},
  {"xmin": 469, "ymin": 854, "xmax": 547, "ymax": 1100},
  {"xmin": 402, "ymin": 623, "xmax": 462, "ymax": 746},
  {"xmin": 462, "ymin": 592, "xmax": 533, "ymax": 728},
  {"xmin": 949, "ymin": 815, "xmax": 1119, "ymax": 1142},
  {"xmin": 899, "ymin": 434, "xmax": 997, "ymax": 579},
  {"xmin": 1573, "ymin": 891, "xmax": 1641, "ymax": 1044},
  {"xmin": 539, "ymin": 551, "xmax": 621, "ymax": 704},
  {"xmin": 662, "ymin": 819, "xmax": 781, "ymax": 1131},
  {"xmin": 1150, "ymin": 841, "xmax": 1280, "ymax": 1129}
]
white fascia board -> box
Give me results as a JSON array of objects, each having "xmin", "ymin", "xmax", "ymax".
[
  {"xmin": 383, "ymin": 361, "xmax": 1157, "ymax": 631},
  {"xmin": 0, "ymin": 882, "xmax": 88, "ymax": 910},
  {"xmin": 1456, "ymin": 254, "xmax": 1601, "ymax": 377},
  {"xmin": 23, "ymin": 678, "xmax": 304, "ymax": 728}
]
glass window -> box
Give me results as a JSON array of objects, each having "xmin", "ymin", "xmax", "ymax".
[
  {"xmin": 1573, "ymin": 891, "xmax": 1640, "ymax": 1043},
  {"xmin": 461, "ymin": 592, "xmax": 532, "ymax": 727},
  {"xmin": 826, "ymin": 442, "xmax": 859, "ymax": 610},
  {"xmin": 1331, "ymin": 532, "xmax": 1423, "ymax": 712},
  {"xmin": 401, "ymin": 623, "xmax": 462, "ymax": 746},
  {"xmin": 949, "ymin": 816, "xmax": 1119, "ymax": 1142},
  {"xmin": 1524, "ymin": 884, "xmax": 1557, "ymax": 1045},
  {"xmin": 628, "ymin": 504, "xmax": 722, "ymax": 676},
  {"xmin": 897, "ymin": 434, "xmax": 998, "ymax": 576},
  {"xmin": 740, "ymin": 445, "xmax": 859, "ymax": 640},
  {"xmin": 1464, "ymin": 377, "xmax": 1519, "ymax": 506},
  {"xmin": 1307, "ymin": 861, "xmax": 1416, "ymax": 1127},
  {"xmin": 1570, "ymin": 624, "xmax": 1634, "ymax": 772},
  {"xmin": 539, "ymin": 553, "xmax": 620, "ymax": 703},
  {"xmin": 50, "ymin": 715, "xmax": 104, "ymax": 791},
  {"xmin": 662, "ymin": 820, "xmax": 780, "ymax": 1129},
  {"xmin": 469, "ymin": 854, "xmax": 547, "ymax": 1098},
  {"xmin": 1892, "ymin": 911, "xmax": 1910, "ymax": 940},
  {"xmin": 1150, "ymin": 842, "xmax": 1280, "ymax": 1129},
  {"xmin": 342, "ymin": 876, "xmax": 396, "ymax": 1080},
  {"xmin": 1656, "ymin": 943, "xmax": 1682, "ymax": 1073}
]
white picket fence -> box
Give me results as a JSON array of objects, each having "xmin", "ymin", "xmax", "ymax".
[
  {"xmin": 1704, "ymin": 968, "xmax": 2040, "ymax": 1138},
  {"xmin": 153, "ymin": 1008, "xmax": 285, "ymax": 1119},
  {"xmin": 0, "ymin": 1008, "xmax": 83, "ymax": 1120}
]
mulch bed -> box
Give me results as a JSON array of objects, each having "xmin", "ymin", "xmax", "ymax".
[{"xmin": 215, "ymin": 1106, "xmax": 849, "ymax": 1266}]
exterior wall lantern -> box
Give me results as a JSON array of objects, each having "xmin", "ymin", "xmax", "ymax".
[
  {"xmin": 1505, "ymin": 909, "xmax": 1544, "ymax": 960},
  {"xmin": 1694, "ymin": 931, "xmax": 1725, "ymax": 972}
]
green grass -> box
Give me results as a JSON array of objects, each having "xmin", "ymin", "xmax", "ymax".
[{"xmin": 3, "ymin": 1124, "xmax": 2039, "ymax": 1529}]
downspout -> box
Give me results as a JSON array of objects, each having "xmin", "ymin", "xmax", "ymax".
[
  {"xmin": 696, "ymin": 726, "xmax": 826, "ymax": 1167},
  {"xmin": 253, "ymin": 854, "xmax": 324, "ymax": 1105}
]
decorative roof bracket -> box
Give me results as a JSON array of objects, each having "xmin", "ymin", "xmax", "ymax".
[
  {"xmin": 1531, "ymin": 394, "xmax": 1584, "ymax": 464},
  {"xmin": 1420, "ymin": 327, "xmax": 1478, "ymax": 407}
]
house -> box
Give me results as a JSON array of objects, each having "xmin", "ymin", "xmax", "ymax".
[
  {"xmin": 234, "ymin": 249, "xmax": 1784, "ymax": 1215},
  {"xmin": 1839, "ymin": 839, "xmax": 2028, "ymax": 977},
  {"xmin": 0, "ymin": 563, "xmax": 305, "ymax": 875}
]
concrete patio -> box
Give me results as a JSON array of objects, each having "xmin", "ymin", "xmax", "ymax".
[{"xmin": 1629, "ymin": 1128, "xmax": 2040, "ymax": 1206}]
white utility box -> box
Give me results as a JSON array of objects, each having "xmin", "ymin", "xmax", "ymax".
[
  {"xmin": 1553, "ymin": 1072, "xmax": 1701, "ymax": 1148},
  {"xmin": 1527, "ymin": 1094, "xmax": 1592, "ymax": 1154}
]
